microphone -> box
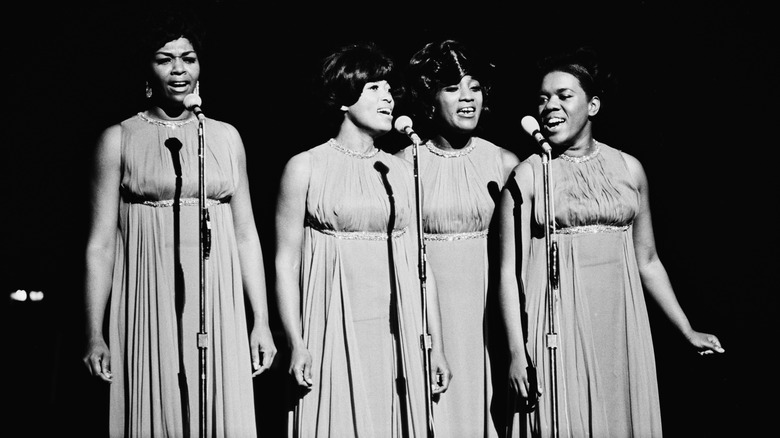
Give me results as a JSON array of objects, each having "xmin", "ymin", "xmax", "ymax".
[
  {"xmin": 521, "ymin": 115, "xmax": 551, "ymax": 153},
  {"xmin": 164, "ymin": 138, "xmax": 183, "ymax": 177},
  {"xmin": 373, "ymin": 161, "xmax": 393, "ymax": 196},
  {"xmin": 184, "ymin": 94, "xmax": 205, "ymax": 120},
  {"xmin": 373, "ymin": 161, "xmax": 389, "ymax": 175},
  {"xmin": 394, "ymin": 115, "xmax": 422, "ymax": 145}
]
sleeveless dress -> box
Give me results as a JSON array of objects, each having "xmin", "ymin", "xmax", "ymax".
[
  {"xmin": 108, "ymin": 113, "xmax": 257, "ymax": 437},
  {"xmin": 517, "ymin": 142, "xmax": 662, "ymax": 437},
  {"xmin": 398, "ymin": 138, "xmax": 510, "ymax": 438},
  {"xmin": 290, "ymin": 140, "xmax": 428, "ymax": 437}
]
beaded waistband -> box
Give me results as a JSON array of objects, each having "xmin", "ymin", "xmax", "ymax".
[
  {"xmin": 555, "ymin": 224, "xmax": 630, "ymax": 235},
  {"xmin": 138, "ymin": 197, "xmax": 227, "ymax": 208},
  {"xmin": 312, "ymin": 226, "xmax": 408, "ymax": 241},
  {"xmin": 424, "ymin": 230, "xmax": 488, "ymax": 241}
]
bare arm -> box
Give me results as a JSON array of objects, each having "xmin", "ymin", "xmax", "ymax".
[
  {"xmin": 82, "ymin": 125, "xmax": 122, "ymax": 382},
  {"xmin": 274, "ymin": 151, "xmax": 314, "ymax": 387},
  {"xmin": 398, "ymin": 155, "xmax": 452, "ymax": 395},
  {"xmin": 626, "ymin": 152, "xmax": 724, "ymax": 355},
  {"xmin": 499, "ymin": 147, "xmax": 522, "ymax": 185},
  {"xmin": 422, "ymin": 240, "xmax": 452, "ymax": 395},
  {"xmin": 226, "ymin": 124, "xmax": 277, "ymax": 376},
  {"xmin": 393, "ymin": 145, "xmax": 411, "ymax": 161},
  {"xmin": 497, "ymin": 161, "xmax": 537, "ymax": 398}
]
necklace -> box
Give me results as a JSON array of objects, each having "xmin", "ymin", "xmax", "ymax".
[
  {"xmin": 559, "ymin": 141, "xmax": 601, "ymax": 163},
  {"xmin": 138, "ymin": 112, "xmax": 197, "ymax": 128},
  {"xmin": 328, "ymin": 138, "xmax": 380, "ymax": 159},
  {"xmin": 425, "ymin": 140, "xmax": 476, "ymax": 158}
]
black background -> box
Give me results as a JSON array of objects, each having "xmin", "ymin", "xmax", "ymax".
[{"xmin": 4, "ymin": 1, "xmax": 776, "ymax": 436}]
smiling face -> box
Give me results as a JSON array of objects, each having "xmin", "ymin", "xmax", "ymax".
[
  {"xmin": 537, "ymin": 70, "xmax": 600, "ymax": 148},
  {"xmin": 434, "ymin": 75, "xmax": 483, "ymax": 134},
  {"xmin": 344, "ymin": 80, "xmax": 395, "ymax": 136},
  {"xmin": 148, "ymin": 37, "xmax": 200, "ymax": 107}
]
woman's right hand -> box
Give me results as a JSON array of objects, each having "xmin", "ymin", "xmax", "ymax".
[
  {"xmin": 288, "ymin": 346, "xmax": 314, "ymax": 388},
  {"xmin": 82, "ymin": 337, "xmax": 113, "ymax": 382},
  {"xmin": 508, "ymin": 353, "xmax": 540, "ymax": 404}
]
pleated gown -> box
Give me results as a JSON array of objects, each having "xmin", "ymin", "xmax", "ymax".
[
  {"xmin": 290, "ymin": 140, "xmax": 428, "ymax": 438},
  {"xmin": 514, "ymin": 142, "xmax": 662, "ymax": 438},
  {"xmin": 398, "ymin": 138, "xmax": 511, "ymax": 438},
  {"xmin": 108, "ymin": 113, "xmax": 257, "ymax": 437}
]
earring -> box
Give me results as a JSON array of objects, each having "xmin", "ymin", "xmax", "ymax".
[
  {"xmin": 194, "ymin": 80, "xmax": 200, "ymax": 96},
  {"xmin": 145, "ymin": 82, "xmax": 152, "ymax": 99}
]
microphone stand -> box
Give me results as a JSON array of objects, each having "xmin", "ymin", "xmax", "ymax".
[
  {"xmin": 196, "ymin": 115, "xmax": 211, "ymax": 438},
  {"xmin": 541, "ymin": 149, "xmax": 560, "ymax": 438},
  {"xmin": 411, "ymin": 137, "xmax": 436, "ymax": 438}
]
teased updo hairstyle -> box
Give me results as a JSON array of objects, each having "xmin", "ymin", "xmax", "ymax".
[
  {"xmin": 403, "ymin": 40, "xmax": 494, "ymax": 133},
  {"xmin": 536, "ymin": 46, "xmax": 613, "ymax": 101},
  {"xmin": 319, "ymin": 42, "xmax": 398, "ymax": 129}
]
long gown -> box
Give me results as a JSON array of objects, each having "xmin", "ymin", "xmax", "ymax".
[
  {"xmin": 290, "ymin": 140, "xmax": 428, "ymax": 437},
  {"xmin": 398, "ymin": 138, "xmax": 510, "ymax": 438},
  {"xmin": 108, "ymin": 113, "xmax": 257, "ymax": 437},
  {"xmin": 519, "ymin": 142, "xmax": 662, "ymax": 437}
]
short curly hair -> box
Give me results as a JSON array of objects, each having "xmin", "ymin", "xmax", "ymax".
[
  {"xmin": 134, "ymin": 7, "xmax": 205, "ymax": 88},
  {"xmin": 536, "ymin": 46, "xmax": 614, "ymax": 100},
  {"xmin": 138, "ymin": 8, "xmax": 204, "ymax": 62}
]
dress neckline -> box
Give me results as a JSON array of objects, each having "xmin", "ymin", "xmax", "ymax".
[
  {"xmin": 559, "ymin": 141, "xmax": 601, "ymax": 163},
  {"xmin": 425, "ymin": 139, "xmax": 476, "ymax": 158},
  {"xmin": 328, "ymin": 138, "xmax": 380, "ymax": 159},
  {"xmin": 138, "ymin": 112, "xmax": 198, "ymax": 128}
]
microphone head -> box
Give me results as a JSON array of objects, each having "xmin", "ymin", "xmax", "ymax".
[
  {"xmin": 373, "ymin": 161, "xmax": 389, "ymax": 174},
  {"xmin": 183, "ymin": 93, "xmax": 202, "ymax": 110},
  {"xmin": 521, "ymin": 115, "xmax": 541, "ymax": 136},
  {"xmin": 394, "ymin": 115, "xmax": 413, "ymax": 134}
]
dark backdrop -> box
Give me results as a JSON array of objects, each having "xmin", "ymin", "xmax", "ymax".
[{"xmin": 3, "ymin": 1, "xmax": 776, "ymax": 436}]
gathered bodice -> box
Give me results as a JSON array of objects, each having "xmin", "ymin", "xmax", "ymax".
[
  {"xmin": 120, "ymin": 113, "xmax": 239, "ymax": 203},
  {"xmin": 305, "ymin": 140, "xmax": 415, "ymax": 235},
  {"xmin": 399, "ymin": 137, "xmax": 507, "ymax": 235},
  {"xmin": 528, "ymin": 142, "xmax": 640, "ymax": 231}
]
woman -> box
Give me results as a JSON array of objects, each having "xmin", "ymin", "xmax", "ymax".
[
  {"xmin": 497, "ymin": 47, "xmax": 724, "ymax": 437},
  {"xmin": 81, "ymin": 11, "xmax": 277, "ymax": 437},
  {"xmin": 274, "ymin": 41, "xmax": 451, "ymax": 438},
  {"xmin": 396, "ymin": 40, "xmax": 520, "ymax": 437}
]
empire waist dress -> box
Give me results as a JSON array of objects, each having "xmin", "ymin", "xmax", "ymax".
[
  {"xmin": 399, "ymin": 137, "xmax": 511, "ymax": 438},
  {"xmin": 521, "ymin": 142, "xmax": 662, "ymax": 438},
  {"xmin": 108, "ymin": 113, "xmax": 257, "ymax": 437},
  {"xmin": 290, "ymin": 140, "xmax": 428, "ymax": 438}
]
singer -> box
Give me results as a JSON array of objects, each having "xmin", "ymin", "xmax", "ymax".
[
  {"xmin": 81, "ymin": 8, "xmax": 277, "ymax": 437},
  {"xmin": 274, "ymin": 42, "xmax": 451, "ymax": 438},
  {"xmin": 396, "ymin": 40, "xmax": 520, "ymax": 438},
  {"xmin": 496, "ymin": 47, "xmax": 724, "ymax": 437}
]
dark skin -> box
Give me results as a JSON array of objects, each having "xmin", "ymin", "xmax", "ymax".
[
  {"xmin": 82, "ymin": 36, "xmax": 277, "ymax": 382},
  {"xmin": 496, "ymin": 69, "xmax": 724, "ymax": 404},
  {"xmin": 275, "ymin": 79, "xmax": 452, "ymax": 395}
]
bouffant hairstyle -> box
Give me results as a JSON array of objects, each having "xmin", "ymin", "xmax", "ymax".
[
  {"xmin": 318, "ymin": 42, "xmax": 398, "ymax": 129},
  {"xmin": 403, "ymin": 40, "xmax": 494, "ymax": 130}
]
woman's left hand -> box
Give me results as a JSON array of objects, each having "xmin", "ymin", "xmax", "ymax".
[{"xmin": 686, "ymin": 330, "xmax": 725, "ymax": 356}]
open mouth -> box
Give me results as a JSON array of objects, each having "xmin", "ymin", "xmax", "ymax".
[
  {"xmin": 544, "ymin": 117, "xmax": 564, "ymax": 130},
  {"xmin": 169, "ymin": 81, "xmax": 191, "ymax": 92}
]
